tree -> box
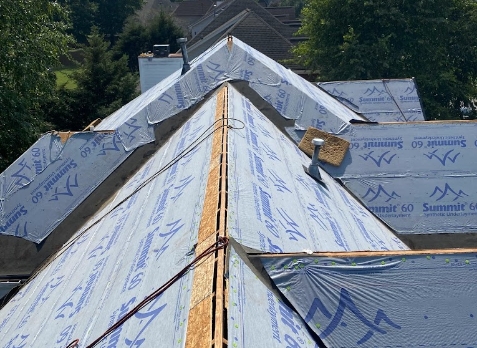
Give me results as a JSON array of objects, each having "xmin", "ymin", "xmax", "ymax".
[
  {"xmin": 295, "ymin": 0, "xmax": 477, "ymax": 119},
  {"xmin": 113, "ymin": 11, "xmax": 184, "ymax": 72},
  {"xmin": 0, "ymin": 0, "xmax": 71, "ymax": 172},
  {"xmin": 95, "ymin": 0, "xmax": 144, "ymax": 43},
  {"xmin": 58, "ymin": 0, "xmax": 144, "ymax": 44},
  {"xmin": 58, "ymin": 0, "xmax": 98, "ymax": 44},
  {"xmin": 46, "ymin": 28, "xmax": 139, "ymax": 131}
]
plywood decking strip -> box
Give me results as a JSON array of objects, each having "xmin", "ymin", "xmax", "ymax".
[{"xmin": 186, "ymin": 85, "xmax": 229, "ymax": 348}]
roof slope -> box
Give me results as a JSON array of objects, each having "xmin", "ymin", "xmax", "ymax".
[
  {"xmin": 317, "ymin": 78, "xmax": 426, "ymax": 122},
  {"xmin": 0, "ymin": 37, "xmax": 365, "ymax": 245},
  {"xmin": 227, "ymin": 85, "xmax": 407, "ymax": 252},
  {"xmin": 319, "ymin": 121, "xmax": 477, "ymax": 235},
  {"xmin": 1, "ymin": 38, "xmax": 476, "ymax": 348},
  {"xmin": 0, "ymin": 89, "xmax": 219, "ymax": 346},
  {"xmin": 0, "ymin": 82, "xmax": 406, "ymax": 346},
  {"xmin": 262, "ymin": 250, "xmax": 477, "ymax": 346},
  {"xmin": 173, "ymin": 0, "xmax": 214, "ymax": 16},
  {"xmin": 188, "ymin": 10, "xmax": 294, "ymax": 62},
  {"xmin": 187, "ymin": 0, "xmax": 296, "ymax": 46}
]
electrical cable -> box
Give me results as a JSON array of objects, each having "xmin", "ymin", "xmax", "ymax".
[
  {"xmin": 65, "ymin": 236, "xmax": 229, "ymax": 348},
  {"xmin": 22, "ymin": 117, "xmax": 244, "ymax": 291}
]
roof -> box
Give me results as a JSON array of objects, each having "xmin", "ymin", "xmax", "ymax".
[
  {"xmin": 317, "ymin": 78, "xmax": 426, "ymax": 122},
  {"xmin": 173, "ymin": 0, "xmax": 214, "ymax": 17},
  {"xmin": 187, "ymin": 0, "xmax": 296, "ymax": 46},
  {"xmin": 1, "ymin": 36, "xmax": 477, "ymax": 347},
  {"xmin": 187, "ymin": 10, "xmax": 295, "ymax": 62},
  {"xmin": 264, "ymin": 6, "xmax": 296, "ymax": 21},
  {"xmin": 318, "ymin": 120, "xmax": 477, "ymax": 235},
  {"xmin": 0, "ymin": 81, "xmax": 408, "ymax": 346},
  {"xmin": 0, "ymin": 37, "xmax": 365, "ymax": 276}
]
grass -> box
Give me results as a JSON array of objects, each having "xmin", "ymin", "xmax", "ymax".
[{"xmin": 54, "ymin": 68, "xmax": 78, "ymax": 90}]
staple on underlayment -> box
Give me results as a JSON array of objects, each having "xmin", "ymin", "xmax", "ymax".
[{"xmin": 298, "ymin": 127, "xmax": 350, "ymax": 166}]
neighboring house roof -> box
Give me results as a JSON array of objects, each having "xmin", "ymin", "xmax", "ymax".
[
  {"xmin": 187, "ymin": 9, "xmax": 295, "ymax": 62},
  {"xmin": 173, "ymin": 0, "xmax": 214, "ymax": 17},
  {"xmin": 1, "ymin": 37, "xmax": 477, "ymax": 347},
  {"xmin": 187, "ymin": 0, "xmax": 296, "ymax": 46},
  {"xmin": 264, "ymin": 6, "xmax": 296, "ymax": 21}
]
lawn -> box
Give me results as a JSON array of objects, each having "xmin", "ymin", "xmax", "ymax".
[{"xmin": 54, "ymin": 68, "xmax": 78, "ymax": 89}]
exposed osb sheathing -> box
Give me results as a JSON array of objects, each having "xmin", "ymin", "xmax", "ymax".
[
  {"xmin": 298, "ymin": 126, "xmax": 350, "ymax": 166},
  {"xmin": 186, "ymin": 85, "xmax": 229, "ymax": 348}
]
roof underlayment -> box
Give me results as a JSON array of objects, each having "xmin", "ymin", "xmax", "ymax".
[
  {"xmin": 317, "ymin": 78, "xmax": 425, "ymax": 122},
  {"xmin": 0, "ymin": 37, "xmax": 365, "ymax": 244},
  {"xmin": 1, "ymin": 36, "xmax": 477, "ymax": 348},
  {"xmin": 319, "ymin": 121, "xmax": 477, "ymax": 235},
  {"xmin": 0, "ymin": 83, "xmax": 408, "ymax": 347}
]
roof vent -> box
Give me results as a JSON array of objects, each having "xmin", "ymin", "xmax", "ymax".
[
  {"xmin": 177, "ymin": 38, "xmax": 190, "ymax": 75},
  {"xmin": 153, "ymin": 44, "xmax": 170, "ymax": 57},
  {"xmin": 306, "ymin": 138, "xmax": 324, "ymax": 181}
]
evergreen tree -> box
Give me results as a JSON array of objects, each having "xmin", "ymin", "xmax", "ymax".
[
  {"xmin": 95, "ymin": 0, "xmax": 144, "ymax": 44},
  {"xmin": 58, "ymin": 0, "xmax": 98, "ymax": 44},
  {"xmin": 114, "ymin": 11, "xmax": 184, "ymax": 72},
  {"xmin": 47, "ymin": 29, "xmax": 138, "ymax": 131}
]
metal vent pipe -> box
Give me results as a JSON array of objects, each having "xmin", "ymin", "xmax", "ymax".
[
  {"xmin": 177, "ymin": 38, "xmax": 190, "ymax": 75},
  {"xmin": 307, "ymin": 138, "xmax": 324, "ymax": 181}
]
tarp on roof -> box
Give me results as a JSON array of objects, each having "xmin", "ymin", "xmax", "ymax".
[
  {"xmin": 0, "ymin": 93, "xmax": 217, "ymax": 346},
  {"xmin": 0, "ymin": 36, "xmax": 366, "ymax": 243},
  {"xmin": 318, "ymin": 78, "xmax": 425, "ymax": 122},
  {"xmin": 320, "ymin": 121, "xmax": 477, "ymax": 234},
  {"xmin": 261, "ymin": 252, "xmax": 477, "ymax": 347},
  {"xmin": 228, "ymin": 246, "xmax": 321, "ymax": 348},
  {"xmin": 227, "ymin": 85, "xmax": 408, "ymax": 252}
]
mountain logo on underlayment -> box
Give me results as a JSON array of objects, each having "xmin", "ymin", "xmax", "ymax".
[
  {"xmin": 304, "ymin": 287, "xmax": 401, "ymax": 345},
  {"xmin": 362, "ymin": 185, "xmax": 401, "ymax": 202},
  {"xmin": 403, "ymin": 86, "xmax": 416, "ymax": 94},
  {"xmin": 359, "ymin": 151, "xmax": 396, "ymax": 167},
  {"xmin": 98, "ymin": 133, "xmax": 121, "ymax": 156},
  {"xmin": 123, "ymin": 118, "xmax": 141, "ymax": 144},
  {"xmin": 364, "ymin": 86, "xmax": 387, "ymax": 96},
  {"xmin": 49, "ymin": 174, "xmax": 80, "ymax": 201},
  {"xmin": 424, "ymin": 149, "xmax": 460, "ymax": 166},
  {"xmin": 327, "ymin": 88, "xmax": 347, "ymax": 98},
  {"xmin": 206, "ymin": 61, "xmax": 226, "ymax": 82},
  {"xmin": 429, "ymin": 183, "xmax": 468, "ymax": 201},
  {"xmin": 11, "ymin": 158, "xmax": 32, "ymax": 187}
]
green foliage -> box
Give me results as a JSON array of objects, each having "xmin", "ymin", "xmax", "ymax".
[
  {"xmin": 277, "ymin": 0, "xmax": 305, "ymax": 17},
  {"xmin": 95, "ymin": 0, "xmax": 144, "ymax": 43},
  {"xmin": 113, "ymin": 11, "xmax": 184, "ymax": 71},
  {"xmin": 0, "ymin": 0, "xmax": 72, "ymax": 172},
  {"xmin": 58, "ymin": 0, "xmax": 98, "ymax": 44},
  {"xmin": 47, "ymin": 29, "xmax": 139, "ymax": 131},
  {"xmin": 59, "ymin": 0, "xmax": 143, "ymax": 44},
  {"xmin": 55, "ymin": 68, "xmax": 79, "ymax": 89},
  {"xmin": 295, "ymin": 0, "xmax": 477, "ymax": 119}
]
